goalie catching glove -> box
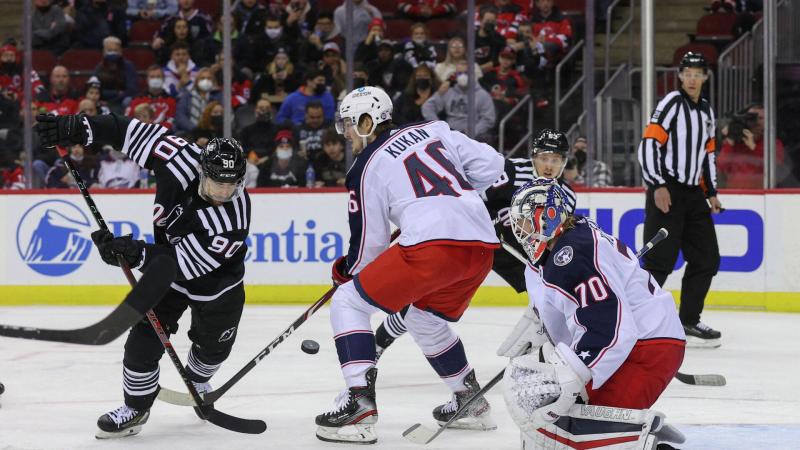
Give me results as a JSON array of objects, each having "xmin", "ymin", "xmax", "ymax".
[
  {"xmin": 496, "ymin": 307, "xmax": 550, "ymax": 357},
  {"xmin": 503, "ymin": 342, "xmax": 591, "ymax": 434}
]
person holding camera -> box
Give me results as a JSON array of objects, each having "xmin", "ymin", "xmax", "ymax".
[
  {"xmin": 718, "ymin": 104, "xmax": 785, "ymax": 189},
  {"xmin": 637, "ymin": 51, "xmax": 723, "ymax": 348}
]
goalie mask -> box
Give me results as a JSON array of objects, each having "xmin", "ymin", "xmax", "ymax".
[
  {"xmin": 199, "ymin": 138, "xmax": 246, "ymax": 204},
  {"xmin": 509, "ymin": 179, "xmax": 569, "ymax": 264},
  {"xmin": 530, "ymin": 129, "xmax": 569, "ymax": 179}
]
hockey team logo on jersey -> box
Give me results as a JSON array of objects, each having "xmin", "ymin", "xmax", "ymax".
[
  {"xmin": 553, "ymin": 245, "xmax": 573, "ymax": 266},
  {"xmin": 15, "ymin": 199, "xmax": 93, "ymax": 276},
  {"xmin": 218, "ymin": 327, "xmax": 237, "ymax": 343}
]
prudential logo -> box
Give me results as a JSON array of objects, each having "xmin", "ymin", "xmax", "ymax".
[{"xmin": 16, "ymin": 199, "xmax": 93, "ymax": 276}]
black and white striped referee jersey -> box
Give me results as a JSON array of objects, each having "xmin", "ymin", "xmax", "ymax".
[
  {"xmin": 637, "ymin": 89, "xmax": 718, "ymax": 197},
  {"xmin": 85, "ymin": 116, "xmax": 251, "ymax": 300}
]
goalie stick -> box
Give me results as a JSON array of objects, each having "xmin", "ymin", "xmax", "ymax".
[
  {"xmin": 57, "ymin": 147, "xmax": 266, "ymax": 435},
  {"xmin": 0, "ymin": 255, "xmax": 175, "ymax": 345},
  {"xmin": 158, "ymin": 285, "xmax": 340, "ymax": 407}
]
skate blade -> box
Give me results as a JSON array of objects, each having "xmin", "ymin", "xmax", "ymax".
[
  {"xmin": 95, "ymin": 425, "xmax": 143, "ymax": 439},
  {"xmin": 316, "ymin": 424, "xmax": 378, "ymax": 444},
  {"xmin": 437, "ymin": 414, "xmax": 497, "ymax": 431},
  {"xmin": 685, "ymin": 335, "xmax": 721, "ymax": 348}
]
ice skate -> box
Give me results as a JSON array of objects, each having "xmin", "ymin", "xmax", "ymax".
[
  {"xmin": 432, "ymin": 369, "xmax": 496, "ymax": 430},
  {"xmin": 95, "ymin": 405, "xmax": 150, "ymax": 439},
  {"xmin": 683, "ymin": 322, "xmax": 721, "ymax": 348},
  {"xmin": 315, "ymin": 367, "xmax": 378, "ymax": 444}
]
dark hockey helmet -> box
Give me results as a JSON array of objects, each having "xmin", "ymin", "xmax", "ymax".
[
  {"xmin": 199, "ymin": 137, "xmax": 246, "ymax": 203},
  {"xmin": 530, "ymin": 129, "xmax": 569, "ymax": 178},
  {"xmin": 679, "ymin": 51, "xmax": 708, "ymax": 73}
]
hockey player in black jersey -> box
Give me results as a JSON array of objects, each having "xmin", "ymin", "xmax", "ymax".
[
  {"xmin": 371, "ymin": 129, "xmax": 577, "ymax": 426},
  {"xmin": 36, "ymin": 113, "xmax": 251, "ymax": 439}
]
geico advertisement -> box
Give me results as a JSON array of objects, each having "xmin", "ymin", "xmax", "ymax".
[{"xmin": 0, "ymin": 191, "xmax": 785, "ymax": 291}]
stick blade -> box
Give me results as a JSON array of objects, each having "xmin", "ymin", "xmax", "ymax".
[
  {"xmin": 675, "ymin": 372, "xmax": 727, "ymax": 386},
  {"xmin": 156, "ymin": 386, "xmax": 197, "ymax": 406},
  {"xmin": 402, "ymin": 423, "xmax": 438, "ymax": 445}
]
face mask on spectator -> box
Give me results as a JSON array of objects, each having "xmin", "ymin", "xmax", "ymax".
[
  {"xmin": 456, "ymin": 73, "xmax": 468, "ymax": 88},
  {"xmin": 415, "ymin": 78, "xmax": 431, "ymax": 90},
  {"xmin": 313, "ymin": 84, "xmax": 326, "ymax": 96},
  {"xmin": 256, "ymin": 110, "xmax": 271, "ymax": 122},
  {"xmin": 211, "ymin": 115, "xmax": 224, "ymax": 130},
  {"xmin": 104, "ymin": 51, "xmax": 121, "ymax": 62},
  {"xmin": 483, "ymin": 22, "xmax": 496, "ymax": 33},
  {"xmin": 148, "ymin": 77, "xmax": 164, "ymax": 90},
  {"xmin": 197, "ymin": 78, "xmax": 214, "ymax": 92},
  {"xmin": 276, "ymin": 148, "xmax": 292, "ymax": 159},
  {"xmin": 266, "ymin": 27, "xmax": 283, "ymax": 39}
]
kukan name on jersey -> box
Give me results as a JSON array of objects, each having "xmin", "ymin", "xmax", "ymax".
[{"xmin": 383, "ymin": 127, "xmax": 431, "ymax": 158}]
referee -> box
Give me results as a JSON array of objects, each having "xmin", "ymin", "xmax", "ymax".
[{"xmin": 637, "ymin": 52, "xmax": 723, "ymax": 348}]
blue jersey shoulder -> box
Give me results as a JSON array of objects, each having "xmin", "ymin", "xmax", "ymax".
[{"xmin": 541, "ymin": 219, "xmax": 597, "ymax": 294}]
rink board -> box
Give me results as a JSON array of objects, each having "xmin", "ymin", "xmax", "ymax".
[{"xmin": 1, "ymin": 188, "xmax": 798, "ymax": 311}]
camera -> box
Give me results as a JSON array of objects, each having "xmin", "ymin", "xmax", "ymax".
[{"xmin": 726, "ymin": 111, "xmax": 758, "ymax": 143}]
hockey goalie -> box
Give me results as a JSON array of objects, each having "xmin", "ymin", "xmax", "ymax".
[{"xmin": 498, "ymin": 179, "xmax": 686, "ymax": 449}]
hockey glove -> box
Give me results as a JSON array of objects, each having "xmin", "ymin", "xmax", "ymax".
[
  {"xmin": 35, "ymin": 114, "xmax": 87, "ymax": 148},
  {"xmin": 91, "ymin": 229, "xmax": 145, "ymax": 269},
  {"xmin": 496, "ymin": 307, "xmax": 549, "ymax": 357},
  {"xmin": 331, "ymin": 256, "xmax": 352, "ymax": 285}
]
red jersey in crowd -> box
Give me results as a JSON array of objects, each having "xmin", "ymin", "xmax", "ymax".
[
  {"xmin": 481, "ymin": 66, "xmax": 527, "ymax": 105},
  {"xmin": 474, "ymin": 3, "xmax": 528, "ymax": 40},
  {"xmin": 399, "ymin": 0, "xmax": 457, "ymax": 18},
  {"xmin": 531, "ymin": 7, "xmax": 572, "ymax": 52},
  {"xmin": 126, "ymin": 93, "xmax": 178, "ymax": 128},
  {"xmin": 718, "ymin": 138, "xmax": 785, "ymax": 189},
  {"xmin": 0, "ymin": 70, "xmax": 44, "ymax": 100}
]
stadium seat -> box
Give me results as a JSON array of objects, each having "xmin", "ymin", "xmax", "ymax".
[
  {"xmin": 129, "ymin": 20, "xmax": 162, "ymax": 45},
  {"xmin": 32, "ymin": 50, "xmax": 57, "ymax": 75},
  {"xmin": 59, "ymin": 49, "xmax": 103, "ymax": 73},
  {"xmin": 672, "ymin": 42, "xmax": 719, "ymax": 69},
  {"xmin": 123, "ymin": 47, "xmax": 157, "ymax": 71},
  {"xmin": 695, "ymin": 12, "xmax": 736, "ymax": 42},
  {"xmin": 68, "ymin": 73, "xmax": 90, "ymax": 93},
  {"xmin": 195, "ymin": 0, "xmax": 221, "ymax": 18},
  {"xmin": 385, "ymin": 18, "xmax": 413, "ymax": 40},
  {"xmin": 317, "ymin": 0, "xmax": 339, "ymax": 13},
  {"xmin": 426, "ymin": 18, "xmax": 462, "ymax": 40},
  {"xmin": 557, "ymin": 0, "xmax": 586, "ymax": 15}
]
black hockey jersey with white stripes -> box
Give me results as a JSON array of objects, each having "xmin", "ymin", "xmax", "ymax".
[
  {"xmin": 85, "ymin": 116, "xmax": 251, "ymax": 300},
  {"xmin": 482, "ymin": 157, "xmax": 576, "ymax": 260}
]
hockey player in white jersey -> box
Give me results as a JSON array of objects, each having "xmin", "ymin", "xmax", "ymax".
[
  {"xmin": 501, "ymin": 179, "xmax": 686, "ymax": 449},
  {"xmin": 314, "ymin": 86, "xmax": 504, "ymax": 444}
]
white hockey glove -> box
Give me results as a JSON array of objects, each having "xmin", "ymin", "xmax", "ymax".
[
  {"xmin": 502, "ymin": 342, "xmax": 592, "ymax": 434},
  {"xmin": 496, "ymin": 307, "xmax": 549, "ymax": 358}
]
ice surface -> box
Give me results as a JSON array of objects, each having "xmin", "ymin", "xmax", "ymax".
[{"xmin": 0, "ymin": 306, "xmax": 798, "ymax": 449}]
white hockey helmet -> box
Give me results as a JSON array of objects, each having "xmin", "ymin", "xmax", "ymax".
[{"xmin": 335, "ymin": 86, "xmax": 393, "ymax": 139}]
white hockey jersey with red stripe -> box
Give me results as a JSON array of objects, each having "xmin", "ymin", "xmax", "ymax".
[
  {"xmin": 524, "ymin": 218, "xmax": 685, "ymax": 388},
  {"xmin": 345, "ymin": 120, "xmax": 505, "ymax": 274}
]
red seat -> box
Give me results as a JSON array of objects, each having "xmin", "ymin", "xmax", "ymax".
[
  {"xmin": 673, "ymin": 42, "xmax": 719, "ymax": 69},
  {"xmin": 371, "ymin": 0, "xmax": 398, "ymax": 15},
  {"xmin": 129, "ymin": 20, "xmax": 162, "ymax": 44},
  {"xmin": 384, "ymin": 18, "xmax": 414, "ymax": 40},
  {"xmin": 317, "ymin": 0, "xmax": 340, "ymax": 12},
  {"xmin": 59, "ymin": 49, "xmax": 103, "ymax": 72},
  {"xmin": 557, "ymin": 0, "xmax": 586, "ymax": 15},
  {"xmin": 426, "ymin": 18, "xmax": 462, "ymax": 40},
  {"xmin": 123, "ymin": 47, "xmax": 157, "ymax": 71},
  {"xmin": 696, "ymin": 12, "xmax": 736, "ymax": 42},
  {"xmin": 196, "ymin": 0, "xmax": 221, "ymax": 18},
  {"xmin": 32, "ymin": 50, "xmax": 57, "ymax": 75}
]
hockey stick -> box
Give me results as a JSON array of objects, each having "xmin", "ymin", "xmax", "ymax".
[
  {"xmin": 58, "ymin": 148, "xmax": 266, "ymax": 434},
  {"xmin": 157, "ymin": 285, "xmax": 338, "ymax": 406},
  {"xmin": 0, "ymin": 255, "xmax": 174, "ymax": 345}
]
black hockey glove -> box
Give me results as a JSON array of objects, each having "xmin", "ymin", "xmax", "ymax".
[
  {"xmin": 35, "ymin": 114, "xmax": 87, "ymax": 148},
  {"xmin": 331, "ymin": 256, "xmax": 352, "ymax": 286},
  {"xmin": 91, "ymin": 229, "xmax": 145, "ymax": 268}
]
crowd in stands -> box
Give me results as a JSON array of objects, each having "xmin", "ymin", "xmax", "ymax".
[{"xmin": 0, "ymin": 0, "xmax": 792, "ymax": 189}]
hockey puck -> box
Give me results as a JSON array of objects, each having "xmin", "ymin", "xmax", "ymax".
[
  {"xmin": 301, "ymin": 339, "xmax": 320, "ymax": 355},
  {"xmin": 0, "ymin": 382, "xmax": 4, "ymax": 395}
]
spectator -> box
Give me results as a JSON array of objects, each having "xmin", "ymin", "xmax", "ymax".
[
  {"xmin": 718, "ymin": 104, "xmax": 785, "ymax": 189},
  {"xmin": 190, "ymin": 101, "xmax": 224, "ymax": 148},
  {"xmin": 284, "ymin": 0, "xmax": 317, "ymax": 36},
  {"xmin": 307, "ymin": 10, "xmax": 340, "ymax": 58},
  {"xmin": 192, "ymin": 17, "xmax": 241, "ymax": 68},
  {"xmin": 571, "ymin": 136, "xmax": 612, "ymax": 187},
  {"xmin": 152, "ymin": 18, "xmax": 198, "ymax": 65},
  {"xmin": 366, "ymin": 40, "xmax": 413, "ymax": 99},
  {"xmin": 78, "ymin": 98, "xmax": 98, "ymax": 116},
  {"xmin": 157, "ymin": 0, "xmax": 213, "ymax": 42},
  {"xmin": 0, "ymin": 42, "xmax": 45, "ymax": 100},
  {"xmin": 334, "ymin": 0, "xmax": 382, "ymax": 45},
  {"xmin": 397, "ymin": 0, "xmax": 456, "ymax": 20},
  {"xmin": 394, "ymin": 64, "xmax": 437, "ymax": 124},
  {"xmin": 422, "ymin": 61, "xmax": 496, "ymax": 141},
  {"xmin": 97, "ymin": 147, "xmax": 142, "ymax": 188},
  {"xmin": 355, "ymin": 17, "xmax": 386, "ymax": 66},
  {"xmin": 710, "ymin": 0, "xmax": 763, "ymax": 36},
  {"xmin": 562, "ymin": 156, "xmax": 578, "ymax": 184},
  {"xmin": 239, "ymin": 98, "xmax": 278, "ymax": 158},
  {"xmin": 276, "ymin": 70, "xmax": 335, "ymax": 126},
  {"xmin": 175, "ymin": 68, "xmax": 221, "ymax": 133},
  {"xmin": 233, "ymin": 0, "xmax": 267, "ymax": 35},
  {"xmin": 1, "ymin": 150, "xmax": 25, "ymax": 190},
  {"xmin": 259, "ymin": 129, "xmax": 306, "ymax": 187},
  {"xmin": 475, "ymin": 6, "xmax": 507, "ymax": 72},
  {"xmin": 403, "ymin": 23, "xmax": 437, "ymax": 70},
  {"xmin": 163, "ymin": 42, "xmax": 198, "ymax": 98},
  {"xmin": 32, "ymin": 0, "xmax": 69, "ymax": 55},
  {"xmin": 208, "ymin": 52, "xmax": 252, "ymax": 108},
  {"xmin": 126, "ymin": 0, "xmax": 178, "ymax": 21},
  {"xmin": 133, "ymin": 103, "xmax": 155, "ymax": 123},
  {"xmin": 435, "ymin": 36, "xmax": 483, "ymax": 83},
  {"xmin": 511, "ymin": 21, "xmax": 548, "ymax": 89},
  {"xmin": 481, "ymin": 46, "xmax": 526, "ymax": 106},
  {"xmin": 237, "ymin": 12, "xmax": 300, "ymax": 74},
  {"xmin": 45, "ymin": 144, "xmax": 98, "ymax": 188},
  {"xmin": 82, "ymin": 77, "xmax": 112, "ymax": 115},
  {"xmin": 530, "ymin": 0, "xmax": 573, "ymax": 64},
  {"xmin": 297, "ymin": 101, "xmax": 327, "ymax": 161},
  {"xmin": 319, "ymin": 42, "xmax": 347, "ymax": 98},
  {"xmin": 93, "ymin": 36, "xmax": 138, "ymax": 109},
  {"xmin": 251, "ymin": 48, "xmax": 299, "ymax": 107},
  {"xmin": 35, "ymin": 65, "xmax": 79, "ymax": 115},
  {"xmin": 477, "ymin": 0, "xmax": 527, "ymax": 40},
  {"xmin": 126, "ymin": 65, "xmax": 178, "ymax": 128},
  {"xmin": 73, "ymin": 0, "xmax": 127, "ymax": 49},
  {"xmin": 313, "ymin": 128, "xmax": 346, "ymax": 187}
]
